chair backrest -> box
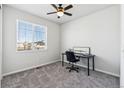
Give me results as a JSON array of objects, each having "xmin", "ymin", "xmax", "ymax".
[{"xmin": 65, "ymin": 51, "xmax": 77, "ymax": 62}]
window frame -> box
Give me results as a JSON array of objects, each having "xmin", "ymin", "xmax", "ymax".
[{"xmin": 16, "ymin": 19, "xmax": 47, "ymax": 52}]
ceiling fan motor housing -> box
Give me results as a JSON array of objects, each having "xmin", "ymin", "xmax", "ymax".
[{"xmin": 57, "ymin": 7, "xmax": 64, "ymax": 12}]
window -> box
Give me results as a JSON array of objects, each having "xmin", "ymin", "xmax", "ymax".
[{"xmin": 17, "ymin": 20, "xmax": 47, "ymax": 51}]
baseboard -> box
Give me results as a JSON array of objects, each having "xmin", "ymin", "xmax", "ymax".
[
  {"xmin": 2, "ymin": 59, "xmax": 60, "ymax": 77},
  {"xmin": 2, "ymin": 60, "xmax": 120, "ymax": 78},
  {"xmin": 64, "ymin": 61, "xmax": 120, "ymax": 77}
]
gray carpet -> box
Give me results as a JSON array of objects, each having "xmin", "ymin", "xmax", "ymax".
[{"xmin": 1, "ymin": 62, "xmax": 120, "ymax": 88}]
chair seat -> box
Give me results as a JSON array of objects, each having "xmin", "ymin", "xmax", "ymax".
[
  {"xmin": 75, "ymin": 59, "xmax": 79, "ymax": 62},
  {"xmin": 70, "ymin": 59, "xmax": 79, "ymax": 63}
]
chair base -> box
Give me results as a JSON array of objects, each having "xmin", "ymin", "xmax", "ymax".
[{"xmin": 66, "ymin": 65, "xmax": 79, "ymax": 73}]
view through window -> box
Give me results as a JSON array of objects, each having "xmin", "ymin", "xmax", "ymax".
[{"xmin": 17, "ymin": 20, "xmax": 47, "ymax": 51}]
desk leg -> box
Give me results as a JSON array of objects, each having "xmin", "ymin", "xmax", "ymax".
[
  {"xmin": 93, "ymin": 56, "xmax": 95, "ymax": 71},
  {"xmin": 62, "ymin": 54, "xmax": 64, "ymax": 67},
  {"xmin": 87, "ymin": 58, "xmax": 90, "ymax": 76}
]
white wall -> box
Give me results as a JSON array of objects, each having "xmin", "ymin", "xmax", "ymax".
[
  {"xmin": 2, "ymin": 5, "xmax": 60, "ymax": 75},
  {"xmin": 120, "ymin": 5, "xmax": 124, "ymax": 88},
  {"xmin": 0, "ymin": 5, "xmax": 2, "ymax": 87},
  {"xmin": 61, "ymin": 5, "xmax": 120, "ymax": 76}
]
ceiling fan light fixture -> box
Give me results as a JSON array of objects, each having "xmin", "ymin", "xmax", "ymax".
[{"xmin": 57, "ymin": 11, "xmax": 64, "ymax": 16}]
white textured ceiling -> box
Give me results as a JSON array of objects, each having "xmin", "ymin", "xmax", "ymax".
[{"xmin": 7, "ymin": 4, "xmax": 114, "ymax": 24}]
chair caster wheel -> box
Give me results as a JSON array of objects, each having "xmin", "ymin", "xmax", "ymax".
[{"xmin": 77, "ymin": 71, "xmax": 79, "ymax": 73}]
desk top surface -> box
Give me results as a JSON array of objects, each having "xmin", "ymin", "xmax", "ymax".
[{"xmin": 62, "ymin": 52, "xmax": 95, "ymax": 57}]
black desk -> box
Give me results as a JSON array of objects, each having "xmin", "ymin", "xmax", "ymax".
[{"xmin": 62, "ymin": 52, "xmax": 95, "ymax": 76}]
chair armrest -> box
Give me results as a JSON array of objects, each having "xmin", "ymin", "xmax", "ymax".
[{"xmin": 76, "ymin": 56, "xmax": 80, "ymax": 60}]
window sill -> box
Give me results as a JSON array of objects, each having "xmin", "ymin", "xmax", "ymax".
[{"xmin": 16, "ymin": 47, "xmax": 47, "ymax": 53}]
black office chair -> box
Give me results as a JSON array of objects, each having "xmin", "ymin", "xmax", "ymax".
[{"xmin": 65, "ymin": 51, "xmax": 80, "ymax": 72}]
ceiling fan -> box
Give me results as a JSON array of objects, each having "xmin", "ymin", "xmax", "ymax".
[{"xmin": 47, "ymin": 4, "xmax": 73, "ymax": 18}]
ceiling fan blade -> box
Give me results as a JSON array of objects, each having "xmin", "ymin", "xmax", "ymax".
[
  {"xmin": 47, "ymin": 12, "xmax": 57, "ymax": 15},
  {"xmin": 51, "ymin": 4, "xmax": 58, "ymax": 10},
  {"xmin": 58, "ymin": 16, "xmax": 60, "ymax": 18},
  {"xmin": 64, "ymin": 4, "xmax": 73, "ymax": 11},
  {"xmin": 64, "ymin": 12, "xmax": 72, "ymax": 16}
]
